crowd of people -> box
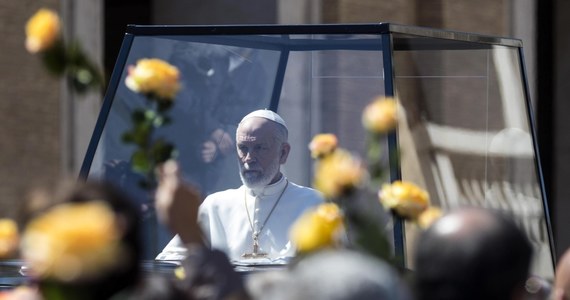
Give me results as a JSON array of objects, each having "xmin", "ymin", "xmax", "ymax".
[
  {"xmin": 8, "ymin": 175, "xmax": 561, "ymax": 300},
  {"xmin": 1, "ymin": 110, "xmax": 564, "ymax": 300}
]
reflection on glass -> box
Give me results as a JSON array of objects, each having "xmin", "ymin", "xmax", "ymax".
[
  {"xmin": 88, "ymin": 37, "xmax": 279, "ymax": 258},
  {"xmin": 394, "ymin": 35, "xmax": 553, "ymax": 278}
]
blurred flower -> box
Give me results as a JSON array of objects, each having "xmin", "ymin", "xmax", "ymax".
[
  {"xmin": 290, "ymin": 203, "xmax": 344, "ymax": 253},
  {"xmin": 0, "ymin": 219, "xmax": 19, "ymax": 259},
  {"xmin": 25, "ymin": 8, "xmax": 103, "ymax": 94},
  {"xmin": 21, "ymin": 201, "xmax": 124, "ymax": 282},
  {"xmin": 25, "ymin": 9, "xmax": 61, "ymax": 54},
  {"xmin": 362, "ymin": 96, "xmax": 399, "ymax": 134},
  {"xmin": 417, "ymin": 206, "xmax": 443, "ymax": 229},
  {"xmin": 122, "ymin": 58, "xmax": 179, "ymax": 187},
  {"xmin": 125, "ymin": 58, "xmax": 181, "ymax": 101},
  {"xmin": 0, "ymin": 286, "xmax": 41, "ymax": 300},
  {"xmin": 313, "ymin": 149, "xmax": 367, "ymax": 199},
  {"xmin": 379, "ymin": 181, "xmax": 429, "ymax": 220},
  {"xmin": 174, "ymin": 266, "xmax": 186, "ymax": 280},
  {"xmin": 309, "ymin": 133, "xmax": 338, "ymax": 159}
]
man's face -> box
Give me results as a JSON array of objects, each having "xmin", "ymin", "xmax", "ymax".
[{"xmin": 236, "ymin": 118, "xmax": 286, "ymax": 189}]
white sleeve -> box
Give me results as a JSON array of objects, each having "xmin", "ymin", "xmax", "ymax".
[
  {"xmin": 197, "ymin": 200, "xmax": 212, "ymax": 248},
  {"xmin": 155, "ymin": 235, "xmax": 187, "ymax": 261}
]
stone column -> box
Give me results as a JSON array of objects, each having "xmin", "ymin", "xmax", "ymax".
[{"xmin": 60, "ymin": 0, "xmax": 103, "ymax": 177}]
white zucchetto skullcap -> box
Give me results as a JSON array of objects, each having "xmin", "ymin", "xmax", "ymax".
[{"xmin": 239, "ymin": 109, "xmax": 288, "ymax": 130}]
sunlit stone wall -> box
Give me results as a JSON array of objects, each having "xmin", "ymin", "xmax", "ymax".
[{"xmin": 0, "ymin": 0, "xmax": 62, "ymax": 221}]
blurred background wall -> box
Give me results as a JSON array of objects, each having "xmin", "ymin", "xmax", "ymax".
[{"xmin": 2, "ymin": 0, "xmax": 568, "ymax": 258}]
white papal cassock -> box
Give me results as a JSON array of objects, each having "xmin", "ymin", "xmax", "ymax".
[{"xmin": 156, "ymin": 176, "xmax": 323, "ymax": 263}]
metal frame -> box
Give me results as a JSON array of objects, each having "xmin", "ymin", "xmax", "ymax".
[
  {"xmin": 79, "ymin": 33, "xmax": 135, "ymax": 179},
  {"xmin": 518, "ymin": 47, "xmax": 557, "ymax": 267}
]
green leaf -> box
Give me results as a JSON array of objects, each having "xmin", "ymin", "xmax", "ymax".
[
  {"xmin": 122, "ymin": 131, "xmax": 135, "ymax": 143},
  {"xmin": 144, "ymin": 110, "xmax": 157, "ymax": 121},
  {"xmin": 151, "ymin": 140, "xmax": 175, "ymax": 164},
  {"xmin": 132, "ymin": 110, "xmax": 145, "ymax": 122},
  {"xmin": 349, "ymin": 213, "xmax": 392, "ymax": 260},
  {"xmin": 131, "ymin": 150, "xmax": 151, "ymax": 173},
  {"xmin": 153, "ymin": 115, "xmax": 165, "ymax": 127},
  {"xmin": 157, "ymin": 100, "xmax": 173, "ymax": 113},
  {"xmin": 130, "ymin": 118, "xmax": 154, "ymax": 146},
  {"xmin": 40, "ymin": 40, "xmax": 66, "ymax": 76}
]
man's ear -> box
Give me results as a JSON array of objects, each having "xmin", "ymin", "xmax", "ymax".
[{"xmin": 279, "ymin": 143, "xmax": 291, "ymax": 164}]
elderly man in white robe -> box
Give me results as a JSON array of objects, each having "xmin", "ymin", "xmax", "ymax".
[{"xmin": 157, "ymin": 110, "xmax": 323, "ymax": 263}]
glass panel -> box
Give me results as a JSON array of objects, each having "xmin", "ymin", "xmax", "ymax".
[
  {"xmin": 279, "ymin": 35, "xmax": 386, "ymax": 183},
  {"xmin": 87, "ymin": 35, "xmax": 280, "ymax": 258},
  {"xmin": 85, "ymin": 33, "xmax": 388, "ymax": 259},
  {"xmin": 393, "ymin": 33, "xmax": 554, "ymax": 279}
]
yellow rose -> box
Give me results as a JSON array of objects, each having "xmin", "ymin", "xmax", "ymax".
[
  {"xmin": 22, "ymin": 201, "xmax": 124, "ymax": 282},
  {"xmin": 125, "ymin": 58, "xmax": 181, "ymax": 101},
  {"xmin": 309, "ymin": 133, "xmax": 338, "ymax": 159},
  {"xmin": 174, "ymin": 266, "xmax": 186, "ymax": 280},
  {"xmin": 25, "ymin": 8, "xmax": 61, "ymax": 53},
  {"xmin": 0, "ymin": 286, "xmax": 40, "ymax": 300},
  {"xmin": 362, "ymin": 96, "xmax": 399, "ymax": 134},
  {"xmin": 313, "ymin": 149, "xmax": 367, "ymax": 199},
  {"xmin": 417, "ymin": 206, "xmax": 443, "ymax": 229},
  {"xmin": 379, "ymin": 180, "xmax": 430, "ymax": 220},
  {"xmin": 290, "ymin": 203, "xmax": 344, "ymax": 253},
  {"xmin": 0, "ymin": 219, "xmax": 19, "ymax": 258}
]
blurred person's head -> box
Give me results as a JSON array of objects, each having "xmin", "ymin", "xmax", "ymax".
[
  {"xmin": 129, "ymin": 275, "xmax": 191, "ymax": 300},
  {"xmin": 178, "ymin": 248, "xmax": 249, "ymax": 300},
  {"xmin": 21, "ymin": 180, "xmax": 142, "ymax": 300},
  {"xmin": 249, "ymin": 249, "xmax": 412, "ymax": 300},
  {"xmin": 553, "ymin": 248, "xmax": 570, "ymax": 300},
  {"xmin": 236, "ymin": 110, "xmax": 290, "ymax": 190},
  {"xmin": 413, "ymin": 207, "xmax": 532, "ymax": 300}
]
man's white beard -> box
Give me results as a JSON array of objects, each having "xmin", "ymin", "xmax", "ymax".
[{"xmin": 239, "ymin": 158, "xmax": 281, "ymax": 189}]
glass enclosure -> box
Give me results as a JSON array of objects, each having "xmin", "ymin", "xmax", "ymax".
[
  {"xmin": 392, "ymin": 33, "xmax": 553, "ymax": 277},
  {"xmin": 80, "ymin": 24, "xmax": 554, "ymax": 278}
]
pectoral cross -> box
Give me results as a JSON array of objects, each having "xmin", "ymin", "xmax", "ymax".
[{"xmin": 241, "ymin": 232, "xmax": 268, "ymax": 259}]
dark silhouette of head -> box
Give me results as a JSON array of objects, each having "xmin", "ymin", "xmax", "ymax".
[
  {"xmin": 413, "ymin": 207, "xmax": 532, "ymax": 300},
  {"xmin": 250, "ymin": 249, "xmax": 412, "ymax": 300}
]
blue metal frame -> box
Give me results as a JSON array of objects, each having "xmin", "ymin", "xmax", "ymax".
[
  {"xmin": 382, "ymin": 34, "xmax": 406, "ymax": 267},
  {"xmin": 78, "ymin": 33, "xmax": 136, "ymax": 179},
  {"xmin": 268, "ymin": 35, "xmax": 290, "ymax": 111},
  {"xmin": 519, "ymin": 47, "xmax": 557, "ymax": 268}
]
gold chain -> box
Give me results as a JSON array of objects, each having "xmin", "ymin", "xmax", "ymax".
[{"xmin": 244, "ymin": 180, "xmax": 289, "ymax": 241}]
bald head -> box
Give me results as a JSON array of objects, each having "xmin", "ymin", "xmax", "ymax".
[
  {"xmin": 429, "ymin": 207, "xmax": 501, "ymax": 239},
  {"xmin": 414, "ymin": 208, "xmax": 532, "ymax": 300}
]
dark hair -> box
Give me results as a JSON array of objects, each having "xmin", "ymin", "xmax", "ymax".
[{"xmin": 413, "ymin": 209, "xmax": 532, "ymax": 300}]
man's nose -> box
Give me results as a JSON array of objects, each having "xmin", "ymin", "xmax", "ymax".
[{"xmin": 243, "ymin": 151, "xmax": 256, "ymax": 162}]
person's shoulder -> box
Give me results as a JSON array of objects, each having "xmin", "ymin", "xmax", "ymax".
[
  {"xmin": 201, "ymin": 186, "xmax": 245, "ymax": 206},
  {"xmin": 287, "ymin": 181, "xmax": 324, "ymax": 203},
  {"xmin": 287, "ymin": 181, "xmax": 319, "ymax": 193}
]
